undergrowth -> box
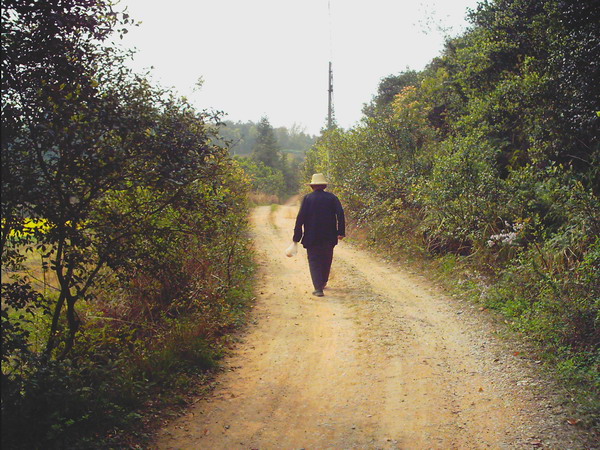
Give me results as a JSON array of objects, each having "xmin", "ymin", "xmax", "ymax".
[{"xmin": 2, "ymin": 236, "xmax": 256, "ymax": 449}]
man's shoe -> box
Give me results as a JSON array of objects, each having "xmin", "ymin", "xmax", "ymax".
[{"xmin": 312, "ymin": 290, "xmax": 324, "ymax": 297}]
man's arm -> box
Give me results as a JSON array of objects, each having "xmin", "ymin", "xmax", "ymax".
[
  {"xmin": 335, "ymin": 196, "xmax": 345, "ymax": 239},
  {"xmin": 293, "ymin": 196, "xmax": 307, "ymax": 243}
]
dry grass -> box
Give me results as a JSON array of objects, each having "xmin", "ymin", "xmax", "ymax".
[
  {"xmin": 1, "ymin": 249, "xmax": 59, "ymax": 294},
  {"xmin": 249, "ymin": 192, "xmax": 279, "ymax": 205}
]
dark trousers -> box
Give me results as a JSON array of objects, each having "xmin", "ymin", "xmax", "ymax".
[{"xmin": 306, "ymin": 244, "xmax": 335, "ymax": 291}]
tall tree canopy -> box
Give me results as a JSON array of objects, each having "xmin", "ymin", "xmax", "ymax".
[
  {"xmin": 251, "ymin": 116, "xmax": 283, "ymax": 169},
  {"xmin": 2, "ymin": 0, "xmax": 232, "ymax": 358}
]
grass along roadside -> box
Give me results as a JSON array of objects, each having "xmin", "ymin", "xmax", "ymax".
[{"xmin": 93, "ymin": 253, "xmax": 259, "ymax": 448}]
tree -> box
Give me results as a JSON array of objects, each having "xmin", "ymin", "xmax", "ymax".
[
  {"xmin": 234, "ymin": 157, "xmax": 285, "ymax": 197},
  {"xmin": 251, "ymin": 116, "xmax": 282, "ymax": 169},
  {"xmin": 1, "ymin": 2, "xmax": 258, "ymax": 446},
  {"xmin": 362, "ymin": 70, "xmax": 420, "ymax": 117},
  {"xmin": 1, "ymin": 0, "xmax": 228, "ymax": 359},
  {"xmin": 218, "ymin": 120, "xmax": 258, "ymax": 155},
  {"xmin": 455, "ymin": 0, "xmax": 600, "ymax": 183}
]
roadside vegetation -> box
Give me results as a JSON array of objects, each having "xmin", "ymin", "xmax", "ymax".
[
  {"xmin": 2, "ymin": 1, "xmax": 255, "ymax": 447},
  {"xmin": 233, "ymin": 117, "xmax": 303, "ymax": 204},
  {"xmin": 304, "ymin": 0, "xmax": 599, "ymax": 428}
]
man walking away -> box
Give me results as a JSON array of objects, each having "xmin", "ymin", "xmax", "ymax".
[{"xmin": 293, "ymin": 173, "xmax": 345, "ymax": 297}]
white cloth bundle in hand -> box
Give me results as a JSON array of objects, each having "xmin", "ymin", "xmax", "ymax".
[{"xmin": 285, "ymin": 241, "xmax": 298, "ymax": 257}]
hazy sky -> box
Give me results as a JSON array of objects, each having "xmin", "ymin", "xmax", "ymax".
[{"xmin": 115, "ymin": 0, "xmax": 480, "ymax": 135}]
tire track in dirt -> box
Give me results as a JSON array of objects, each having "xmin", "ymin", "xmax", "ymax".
[{"xmin": 154, "ymin": 201, "xmax": 593, "ymax": 449}]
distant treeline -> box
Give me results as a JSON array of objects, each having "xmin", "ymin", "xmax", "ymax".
[
  {"xmin": 217, "ymin": 120, "xmax": 317, "ymax": 157},
  {"xmin": 305, "ymin": 0, "xmax": 599, "ymax": 427},
  {"xmin": 229, "ymin": 117, "xmax": 305, "ymax": 202}
]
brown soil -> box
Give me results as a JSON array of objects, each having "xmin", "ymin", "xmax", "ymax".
[{"xmin": 154, "ymin": 200, "xmax": 595, "ymax": 449}]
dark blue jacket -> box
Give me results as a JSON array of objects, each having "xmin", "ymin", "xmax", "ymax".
[{"xmin": 293, "ymin": 190, "xmax": 345, "ymax": 248}]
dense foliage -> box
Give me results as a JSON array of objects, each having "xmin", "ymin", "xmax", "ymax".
[
  {"xmin": 305, "ymin": 0, "xmax": 599, "ymax": 424},
  {"xmin": 232, "ymin": 117, "xmax": 302, "ymax": 202},
  {"xmin": 1, "ymin": 1, "xmax": 254, "ymax": 447}
]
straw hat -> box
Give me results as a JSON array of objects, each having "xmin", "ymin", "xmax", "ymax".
[{"xmin": 308, "ymin": 173, "xmax": 328, "ymax": 185}]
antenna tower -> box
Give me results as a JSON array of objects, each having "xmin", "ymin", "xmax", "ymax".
[
  {"xmin": 327, "ymin": 61, "xmax": 334, "ymax": 129},
  {"xmin": 327, "ymin": 0, "xmax": 334, "ymax": 130}
]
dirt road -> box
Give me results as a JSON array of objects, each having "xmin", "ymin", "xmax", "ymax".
[{"xmin": 155, "ymin": 201, "xmax": 592, "ymax": 449}]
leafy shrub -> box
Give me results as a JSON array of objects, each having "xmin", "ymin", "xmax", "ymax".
[
  {"xmin": 234, "ymin": 157, "xmax": 286, "ymax": 199},
  {"xmin": 1, "ymin": 1, "xmax": 257, "ymax": 447}
]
